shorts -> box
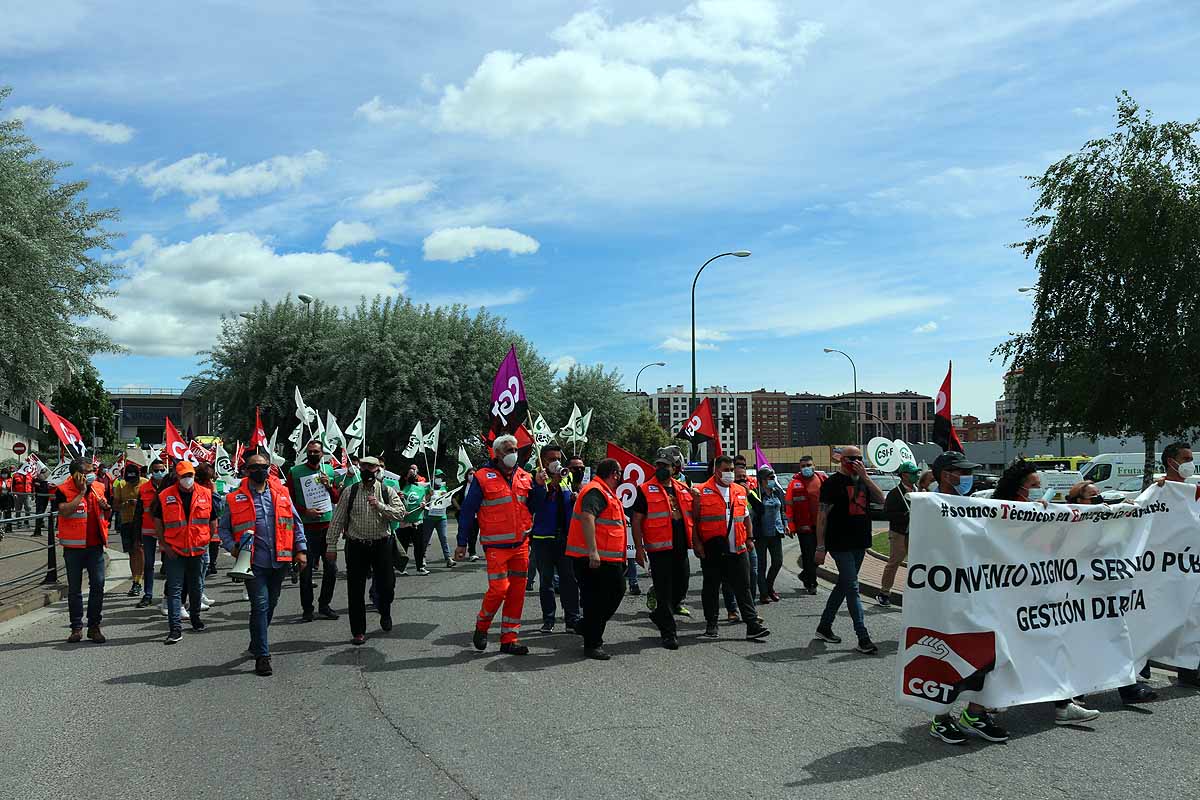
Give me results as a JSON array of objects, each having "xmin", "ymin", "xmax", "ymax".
[{"xmin": 119, "ymin": 522, "xmax": 141, "ymax": 553}]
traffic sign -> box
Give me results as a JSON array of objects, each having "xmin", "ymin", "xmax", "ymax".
[{"xmin": 12, "ymin": 442, "xmax": 26, "ymax": 456}]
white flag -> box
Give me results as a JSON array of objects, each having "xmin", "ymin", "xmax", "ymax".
[
  {"xmin": 294, "ymin": 386, "xmax": 316, "ymax": 425},
  {"xmin": 401, "ymin": 421, "xmax": 424, "ymax": 458},
  {"xmin": 558, "ymin": 403, "xmax": 582, "ymax": 440},
  {"xmin": 47, "ymin": 461, "xmax": 73, "ymax": 486},
  {"xmin": 266, "ymin": 428, "xmax": 286, "ymax": 468},
  {"xmin": 422, "ymin": 420, "xmax": 441, "ymax": 456},
  {"xmin": 457, "ymin": 446, "xmax": 473, "ymax": 483},
  {"xmin": 322, "ymin": 412, "xmax": 347, "ymax": 455},
  {"xmin": 563, "ymin": 407, "xmax": 592, "ymax": 443},
  {"xmin": 214, "ymin": 443, "xmax": 235, "ymax": 479},
  {"xmin": 287, "ymin": 421, "xmax": 305, "ymax": 450},
  {"xmin": 532, "ymin": 414, "xmax": 554, "ymax": 448},
  {"xmin": 344, "ymin": 398, "xmax": 366, "ymax": 441}
]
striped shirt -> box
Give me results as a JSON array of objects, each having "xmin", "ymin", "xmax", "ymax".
[{"xmin": 328, "ymin": 479, "xmax": 406, "ymax": 547}]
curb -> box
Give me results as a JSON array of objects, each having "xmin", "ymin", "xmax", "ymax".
[
  {"xmin": 0, "ymin": 546, "xmax": 130, "ymax": 625},
  {"xmin": 781, "ymin": 539, "xmax": 905, "ymax": 607}
]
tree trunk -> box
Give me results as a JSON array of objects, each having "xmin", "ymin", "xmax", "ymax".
[{"xmin": 1143, "ymin": 433, "xmax": 1157, "ymax": 490}]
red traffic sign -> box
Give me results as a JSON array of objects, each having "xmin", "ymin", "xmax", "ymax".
[{"xmin": 12, "ymin": 442, "xmax": 27, "ymax": 456}]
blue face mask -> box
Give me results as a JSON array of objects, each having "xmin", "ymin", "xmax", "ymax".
[
  {"xmin": 801, "ymin": 467, "xmax": 814, "ymax": 478},
  {"xmin": 956, "ymin": 475, "xmax": 975, "ymax": 495}
]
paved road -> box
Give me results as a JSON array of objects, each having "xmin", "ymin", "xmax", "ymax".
[{"xmin": 3, "ymin": 541, "xmax": 1198, "ymax": 800}]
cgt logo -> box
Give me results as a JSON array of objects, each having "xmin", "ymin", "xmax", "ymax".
[{"xmin": 901, "ymin": 628, "xmax": 996, "ymax": 705}]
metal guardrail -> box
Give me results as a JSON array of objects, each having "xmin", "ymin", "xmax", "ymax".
[{"xmin": 0, "ymin": 497, "xmax": 59, "ymax": 592}]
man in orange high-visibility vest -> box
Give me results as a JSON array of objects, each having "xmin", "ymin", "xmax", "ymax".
[
  {"xmin": 455, "ymin": 434, "xmax": 548, "ymax": 655},
  {"xmin": 565, "ymin": 458, "xmax": 628, "ymax": 660},
  {"xmin": 56, "ymin": 459, "xmax": 112, "ymax": 644}
]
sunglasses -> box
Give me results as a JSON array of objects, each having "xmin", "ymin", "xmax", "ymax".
[{"xmin": 843, "ymin": 456, "xmax": 863, "ymax": 462}]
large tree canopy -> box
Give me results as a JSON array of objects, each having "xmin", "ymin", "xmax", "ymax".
[
  {"xmin": 995, "ymin": 92, "xmax": 1200, "ymax": 484},
  {"xmin": 0, "ymin": 86, "xmax": 121, "ymax": 410}
]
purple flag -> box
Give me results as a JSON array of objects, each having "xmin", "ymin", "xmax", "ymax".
[
  {"xmin": 488, "ymin": 345, "xmax": 527, "ymax": 437},
  {"xmin": 754, "ymin": 441, "xmax": 773, "ymax": 471}
]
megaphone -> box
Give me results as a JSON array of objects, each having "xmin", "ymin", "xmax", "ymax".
[{"xmin": 228, "ymin": 548, "xmax": 254, "ymax": 583}]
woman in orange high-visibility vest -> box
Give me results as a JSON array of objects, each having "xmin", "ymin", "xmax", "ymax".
[
  {"xmin": 56, "ymin": 459, "xmax": 111, "ymax": 644},
  {"xmin": 692, "ymin": 454, "xmax": 770, "ymax": 642},
  {"xmin": 565, "ymin": 458, "xmax": 627, "ymax": 660},
  {"xmin": 157, "ymin": 461, "xmax": 214, "ymax": 642}
]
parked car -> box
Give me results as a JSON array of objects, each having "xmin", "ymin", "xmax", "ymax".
[{"xmin": 869, "ymin": 474, "xmax": 901, "ymax": 520}]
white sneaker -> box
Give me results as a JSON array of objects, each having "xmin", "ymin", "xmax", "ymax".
[
  {"xmin": 469, "ymin": 554, "xmax": 480, "ymax": 562},
  {"xmin": 1055, "ymin": 702, "xmax": 1100, "ymax": 725},
  {"xmin": 199, "ymin": 596, "xmax": 213, "ymax": 611},
  {"xmin": 397, "ymin": 569, "xmax": 409, "ymax": 577},
  {"xmin": 416, "ymin": 567, "xmax": 431, "ymax": 576},
  {"xmin": 161, "ymin": 600, "xmax": 169, "ymax": 617},
  {"xmin": 240, "ymin": 587, "xmax": 249, "ymax": 602}
]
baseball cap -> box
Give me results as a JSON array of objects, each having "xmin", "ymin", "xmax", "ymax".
[
  {"xmin": 897, "ymin": 461, "xmax": 920, "ymax": 475},
  {"xmin": 656, "ymin": 445, "xmax": 684, "ymax": 466},
  {"xmin": 359, "ymin": 456, "xmax": 383, "ymax": 468},
  {"xmin": 175, "ymin": 461, "xmax": 195, "ymax": 476},
  {"xmin": 931, "ymin": 451, "xmax": 980, "ymax": 474}
]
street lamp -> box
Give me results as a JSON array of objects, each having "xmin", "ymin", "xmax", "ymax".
[
  {"xmin": 823, "ymin": 348, "xmax": 859, "ymax": 442},
  {"xmin": 634, "ymin": 361, "xmax": 667, "ymax": 394},
  {"xmin": 691, "ymin": 251, "xmax": 750, "ymax": 409},
  {"xmin": 1017, "ymin": 287, "xmax": 1035, "ymax": 293},
  {"xmin": 239, "ymin": 312, "xmax": 256, "ymax": 320},
  {"xmin": 298, "ymin": 293, "xmax": 315, "ymax": 305}
]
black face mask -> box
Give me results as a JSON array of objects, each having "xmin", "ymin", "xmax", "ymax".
[
  {"xmin": 570, "ymin": 467, "xmax": 585, "ymax": 480},
  {"xmin": 306, "ymin": 453, "xmax": 321, "ymax": 464},
  {"xmin": 362, "ymin": 469, "xmax": 378, "ymax": 483},
  {"xmin": 125, "ymin": 472, "xmax": 139, "ymax": 482},
  {"xmin": 655, "ymin": 465, "xmax": 671, "ymax": 482},
  {"xmin": 406, "ymin": 476, "xmax": 419, "ymax": 485},
  {"xmin": 247, "ymin": 466, "xmax": 270, "ymax": 483}
]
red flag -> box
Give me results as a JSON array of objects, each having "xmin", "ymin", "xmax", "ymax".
[
  {"xmin": 188, "ymin": 440, "xmax": 216, "ymax": 464},
  {"xmin": 36, "ymin": 401, "xmax": 87, "ymax": 459},
  {"xmin": 674, "ymin": 397, "xmax": 722, "ymax": 457},
  {"xmin": 164, "ymin": 418, "xmax": 191, "ymax": 463},
  {"xmin": 484, "ymin": 423, "xmax": 534, "ymax": 464},
  {"xmin": 933, "ymin": 361, "xmax": 964, "ymax": 453},
  {"xmin": 606, "ymin": 442, "xmax": 653, "ymax": 511},
  {"xmin": 249, "ymin": 407, "xmax": 268, "ymax": 451},
  {"xmin": 234, "ymin": 442, "xmax": 246, "ymax": 472}
]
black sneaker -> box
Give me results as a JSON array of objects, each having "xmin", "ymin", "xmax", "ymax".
[
  {"xmin": 538, "ymin": 622, "xmax": 554, "ymax": 634},
  {"xmin": 301, "ymin": 609, "xmax": 315, "ymax": 622},
  {"xmin": 190, "ymin": 619, "xmax": 206, "ymax": 632},
  {"xmin": 815, "ymin": 626, "xmax": 841, "ymax": 644},
  {"xmin": 703, "ymin": 623, "xmax": 719, "ymax": 638},
  {"xmin": 930, "ymin": 715, "xmax": 968, "ymax": 745},
  {"xmin": 126, "ymin": 583, "xmax": 140, "ymax": 597},
  {"xmin": 856, "ymin": 637, "xmax": 879, "ymax": 655},
  {"xmin": 959, "ymin": 709, "xmax": 1010, "ymax": 743},
  {"xmin": 1119, "ymin": 683, "xmax": 1158, "ymax": 704},
  {"xmin": 318, "ymin": 606, "xmax": 339, "ymax": 620},
  {"xmin": 255, "ymin": 656, "xmax": 273, "ymax": 676},
  {"xmin": 628, "ymin": 584, "xmax": 642, "ymax": 596},
  {"xmin": 500, "ymin": 642, "xmax": 529, "ymax": 656},
  {"xmin": 746, "ymin": 625, "xmax": 771, "ymax": 641},
  {"xmin": 806, "ymin": 586, "xmax": 818, "ymax": 595},
  {"xmin": 876, "ymin": 594, "xmax": 891, "ymax": 607},
  {"xmin": 136, "ymin": 596, "xmax": 153, "ymax": 609},
  {"xmin": 380, "ymin": 616, "xmax": 393, "ymax": 632},
  {"xmin": 662, "ymin": 636, "xmax": 679, "ymax": 651},
  {"xmin": 584, "ymin": 646, "xmax": 611, "ymax": 660},
  {"xmin": 164, "ymin": 629, "xmax": 182, "ymax": 645},
  {"xmin": 1177, "ymin": 668, "xmax": 1200, "ymax": 689},
  {"xmin": 472, "ymin": 629, "xmax": 487, "ymax": 651}
]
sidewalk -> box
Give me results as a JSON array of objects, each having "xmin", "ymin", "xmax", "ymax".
[
  {"xmin": 781, "ymin": 535, "xmax": 907, "ymax": 605},
  {"xmin": 0, "ymin": 526, "xmax": 64, "ymax": 623}
]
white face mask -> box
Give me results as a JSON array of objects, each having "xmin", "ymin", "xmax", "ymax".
[
  {"xmin": 501, "ymin": 451, "xmax": 519, "ymax": 469},
  {"xmin": 1178, "ymin": 460, "xmax": 1196, "ymax": 479},
  {"xmin": 547, "ymin": 460, "xmax": 562, "ymax": 475},
  {"xmin": 178, "ymin": 476, "xmax": 195, "ymax": 490},
  {"xmin": 84, "ymin": 473, "xmax": 97, "ymax": 485},
  {"xmin": 720, "ymin": 471, "xmax": 735, "ymax": 485}
]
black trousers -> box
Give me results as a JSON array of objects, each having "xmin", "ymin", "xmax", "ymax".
[
  {"xmin": 700, "ymin": 538, "xmax": 756, "ymax": 625},
  {"xmin": 797, "ymin": 533, "xmax": 818, "ymax": 589},
  {"xmin": 648, "ymin": 529, "xmax": 691, "ymax": 638},
  {"xmin": 756, "ymin": 536, "xmax": 784, "ymax": 595},
  {"xmin": 345, "ymin": 537, "xmax": 395, "ymax": 636},
  {"xmin": 300, "ymin": 525, "xmax": 338, "ymax": 612},
  {"xmin": 573, "ymin": 558, "xmax": 625, "ymax": 650},
  {"xmin": 396, "ymin": 524, "xmax": 424, "ymax": 568}
]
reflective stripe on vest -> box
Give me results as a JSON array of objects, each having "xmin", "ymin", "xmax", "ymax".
[
  {"xmin": 224, "ymin": 478, "xmax": 297, "ymax": 562},
  {"xmin": 475, "ymin": 468, "xmax": 534, "ymax": 548},
  {"xmin": 695, "ymin": 478, "xmax": 748, "ymax": 549},
  {"xmin": 57, "ymin": 479, "xmax": 108, "ymax": 548},
  {"xmin": 160, "ymin": 485, "xmax": 213, "ymax": 557},
  {"xmin": 639, "ymin": 477, "xmax": 694, "ymax": 551},
  {"xmin": 564, "ymin": 478, "xmax": 627, "ymax": 563}
]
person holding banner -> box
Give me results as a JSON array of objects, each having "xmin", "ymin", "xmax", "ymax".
[
  {"xmin": 631, "ymin": 447, "xmax": 696, "ymax": 650},
  {"xmin": 1156, "ymin": 442, "xmax": 1200, "ymax": 690},
  {"xmin": 876, "ymin": 461, "xmax": 920, "ymax": 607},
  {"xmin": 288, "ymin": 441, "xmax": 340, "ymax": 622},
  {"xmin": 422, "ymin": 470, "xmax": 456, "ymax": 569},
  {"xmin": 455, "ymin": 434, "xmax": 547, "ymax": 656},
  {"xmin": 786, "ymin": 455, "xmax": 823, "ymax": 595},
  {"xmin": 694, "ymin": 455, "xmax": 770, "ymax": 642},
  {"xmin": 56, "ymin": 459, "xmax": 111, "ymax": 644},
  {"xmin": 813, "ymin": 445, "xmax": 880, "ymax": 656}
]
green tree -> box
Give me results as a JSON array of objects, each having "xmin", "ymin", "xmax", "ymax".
[
  {"xmin": 49, "ymin": 364, "xmax": 117, "ymax": 457},
  {"xmin": 818, "ymin": 416, "xmax": 857, "ymax": 446},
  {"xmin": 0, "ymin": 86, "xmax": 122, "ymax": 409},
  {"xmin": 995, "ymin": 92, "xmax": 1200, "ymax": 487},
  {"xmin": 618, "ymin": 406, "xmax": 672, "ymax": 462},
  {"xmin": 551, "ymin": 364, "xmax": 637, "ymax": 463}
]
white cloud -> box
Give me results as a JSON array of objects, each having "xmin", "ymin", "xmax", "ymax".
[
  {"xmin": 913, "ymin": 321, "xmax": 939, "ymax": 334},
  {"xmin": 97, "ymin": 232, "xmax": 407, "ymax": 357},
  {"xmin": 358, "ymin": 181, "xmax": 436, "ymax": 210},
  {"xmin": 125, "ymin": 150, "xmax": 326, "ymax": 198},
  {"xmin": 373, "ymin": 247, "xmax": 390, "ymax": 258},
  {"xmin": 11, "ymin": 104, "xmax": 133, "ymax": 143},
  {"xmin": 422, "ymin": 226, "xmax": 539, "ymax": 262},
  {"xmin": 368, "ymin": 1, "xmax": 821, "ymax": 136},
  {"xmin": 421, "ymin": 288, "xmax": 532, "ymax": 309},
  {"xmin": 658, "ymin": 327, "xmax": 728, "ymax": 352},
  {"xmin": 323, "ymin": 220, "xmax": 377, "ymax": 250},
  {"xmin": 548, "ymin": 355, "xmax": 577, "ymax": 373},
  {"xmin": 186, "ymin": 196, "xmax": 221, "ymax": 220}
]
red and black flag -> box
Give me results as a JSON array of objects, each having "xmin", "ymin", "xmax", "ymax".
[
  {"xmin": 675, "ymin": 397, "xmax": 722, "ymax": 457},
  {"xmin": 933, "ymin": 361, "xmax": 964, "ymax": 453}
]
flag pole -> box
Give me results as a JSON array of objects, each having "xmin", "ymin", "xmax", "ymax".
[{"xmin": 361, "ymin": 397, "xmax": 368, "ymax": 458}]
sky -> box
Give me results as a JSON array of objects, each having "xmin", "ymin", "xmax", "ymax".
[{"xmin": 4, "ymin": 0, "xmax": 1198, "ymax": 418}]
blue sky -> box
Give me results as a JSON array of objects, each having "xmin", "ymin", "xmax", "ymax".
[{"xmin": 5, "ymin": 0, "xmax": 1197, "ymax": 418}]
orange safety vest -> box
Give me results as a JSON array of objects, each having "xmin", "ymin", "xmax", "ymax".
[
  {"xmin": 695, "ymin": 477, "xmax": 749, "ymax": 553},
  {"xmin": 159, "ymin": 483, "xmax": 213, "ymax": 557},
  {"xmin": 786, "ymin": 473, "xmax": 824, "ymax": 532},
  {"xmin": 57, "ymin": 478, "xmax": 109, "ymax": 549},
  {"xmin": 475, "ymin": 466, "xmax": 534, "ymax": 548},
  {"xmin": 639, "ymin": 476, "xmax": 694, "ymax": 551},
  {"xmin": 565, "ymin": 478, "xmax": 627, "ymax": 562},
  {"xmin": 225, "ymin": 477, "xmax": 297, "ymax": 562},
  {"xmin": 139, "ymin": 479, "xmax": 163, "ymax": 537}
]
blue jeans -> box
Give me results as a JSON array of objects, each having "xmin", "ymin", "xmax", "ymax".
[
  {"xmin": 141, "ymin": 535, "xmax": 158, "ymax": 599},
  {"xmin": 63, "ymin": 546, "xmax": 105, "ymax": 630},
  {"xmin": 820, "ymin": 548, "xmax": 868, "ymax": 638},
  {"xmin": 725, "ymin": 546, "xmax": 758, "ymax": 613},
  {"xmin": 247, "ymin": 565, "xmax": 287, "ymax": 657},
  {"xmin": 626, "ymin": 558, "xmax": 640, "ymax": 589},
  {"xmin": 422, "ymin": 515, "xmax": 451, "ymax": 560},
  {"xmin": 532, "ymin": 537, "xmax": 580, "ymax": 626},
  {"xmin": 165, "ymin": 554, "xmax": 204, "ymax": 631},
  {"xmin": 199, "ymin": 549, "xmax": 209, "ymax": 597}
]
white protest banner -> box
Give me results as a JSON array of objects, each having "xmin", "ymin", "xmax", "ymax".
[
  {"xmin": 401, "ymin": 422, "xmax": 423, "ymax": 459},
  {"xmin": 297, "ymin": 472, "xmax": 332, "ymax": 514},
  {"xmin": 428, "ymin": 485, "xmax": 462, "ymax": 510},
  {"xmin": 897, "ymin": 483, "xmax": 1200, "ymax": 713}
]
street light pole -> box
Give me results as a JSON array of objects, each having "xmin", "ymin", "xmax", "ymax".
[
  {"xmin": 634, "ymin": 361, "xmax": 667, "ymax": 394},
  {"xmin": 823, "ymin": 348, "xmax": 858, "ymax": 440},
  {"xmin": 691, "ymin": 251, "xmax": 750, "ymax": 409}
]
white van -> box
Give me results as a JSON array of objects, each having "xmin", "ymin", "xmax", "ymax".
[{"xmin": 1078, "ymin": 453, "xmax": 1158, "ymax": 491}]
